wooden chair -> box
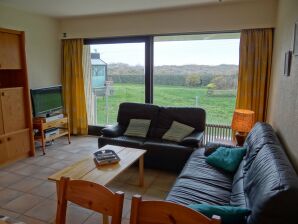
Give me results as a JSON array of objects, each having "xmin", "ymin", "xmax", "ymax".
[
  {"xmin": 130, "ymin": 195, "xmax": 221, "ymax": 224},
  {"xmin": 56, "ymin": 177, "xmax": 124, "ymax": 224}
]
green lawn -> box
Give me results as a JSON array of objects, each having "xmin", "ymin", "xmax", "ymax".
[{"xmin": 96, "ymin": 83, "xmax": 236, "ymax": 126}]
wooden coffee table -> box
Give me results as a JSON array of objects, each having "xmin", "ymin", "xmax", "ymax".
[{"xmin": 48, "ymin": 145, "xmax": 147, "ymax": 189}]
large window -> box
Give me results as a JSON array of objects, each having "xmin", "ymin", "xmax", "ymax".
[
  {"xmin": 153, "ymin": 33, "xmax": 240, "ymax": 124},
  {"xmin": 84, "ymin": 33, "xmax": 240, "ymax": 126}
]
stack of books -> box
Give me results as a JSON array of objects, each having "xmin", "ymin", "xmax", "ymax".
[{"xmin": 93, "ymin": 149, "xmax": 120, "ymax": 166}]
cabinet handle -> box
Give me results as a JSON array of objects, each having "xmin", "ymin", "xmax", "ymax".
[
  {"xmin": 0, "ymin": 140, "xmax": 2, "ymax": 144},
  {"xmin": 7, "ymin": 137, "xmax": 11, "ymax": 141},
  {"xmin": 1, "ymin": 92, "xmax": 4, "ymax": 96}
]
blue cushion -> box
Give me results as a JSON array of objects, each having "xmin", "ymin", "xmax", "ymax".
[
  {"xmin": 188, "ymin": 203, "xmax": 250, "ymax": 224},
  {"xmin": 206, "ymin": 147, "xmax": 247, "ymax": 173}
]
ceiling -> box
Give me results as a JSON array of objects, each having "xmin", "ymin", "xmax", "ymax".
[{"xmin": 0, "ymin": 0, "xmax": 252, "ymax": 18}]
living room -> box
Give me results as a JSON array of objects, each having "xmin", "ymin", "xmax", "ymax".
[{"xmin": 0, "ymin": 0, "xmax": 298, "ymax": 224}]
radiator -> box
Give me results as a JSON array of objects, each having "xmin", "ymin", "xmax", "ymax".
[{"xmin": 203, "ymin": 123, "xmax": 233, "ymax": 145}]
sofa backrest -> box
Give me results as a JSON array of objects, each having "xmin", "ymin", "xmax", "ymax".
[
  {"xmin": 149, "ymin": 106, "xmax": 206, "ymax": 138},
  {"xmin": 242, "ymin": 122, "xmax": 298, "ymax": 224},
  {"xmin": 117, "ymin": 102, "xmax": 160, "ymax": 133}
]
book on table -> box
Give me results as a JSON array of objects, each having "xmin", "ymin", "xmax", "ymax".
[{"xmin": 93, "ymin": 149, "xmax": 120, "ymax": 166}]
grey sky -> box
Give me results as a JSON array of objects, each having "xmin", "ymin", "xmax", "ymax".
[{"xmin": 91, "ymin": 38, "xmax": 240, "ymax": 66}]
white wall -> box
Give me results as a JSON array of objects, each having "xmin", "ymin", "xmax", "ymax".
[
  {"xmin": 60, "ymin": 0, "xmax": 277, "ymax": 38},
  {"xmin": 0, "ymin": 4, "xmax": 61, "ymax": 88},
  {"xmin": 268, "ymin": 0, "xmax": 298, "ymax": 171}
]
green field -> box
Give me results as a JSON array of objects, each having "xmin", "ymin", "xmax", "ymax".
[{"xmin": 96, "ymin": 83, "xmax": 236, "ymax": 125}]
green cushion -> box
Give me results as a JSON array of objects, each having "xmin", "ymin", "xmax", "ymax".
[
  {"xmin": 188, "ymin": 203, "xmax": 250, "ymax": 224},
  {"xmin": 124, "ymin": 119, "xmax": 151, "ymax": 138},
  {"xmin": 206, "ymin": 147, "xmax": 247, "ymax": 173},
  {"xmin": 162, "ymin": 121, "xmax": 195, "ymax": 142}
]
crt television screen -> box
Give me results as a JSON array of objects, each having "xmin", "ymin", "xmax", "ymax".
[{"xmin": 31, "ymin": 86, "xmax": 63, "ymax": 116}]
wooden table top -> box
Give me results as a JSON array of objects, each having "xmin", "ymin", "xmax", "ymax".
[{"xmin": 48, "ymin": 145, "xmax": 146, "ymax": 186}]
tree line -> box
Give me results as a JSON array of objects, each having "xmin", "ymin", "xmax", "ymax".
[{"xmin": 106, "ymin": 63, "xmax": 238, "ymax": 90}]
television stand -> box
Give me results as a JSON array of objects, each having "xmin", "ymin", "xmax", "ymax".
[{"xmin": 33, "ymin": 115, "xmax": 71, "ymax": 155}]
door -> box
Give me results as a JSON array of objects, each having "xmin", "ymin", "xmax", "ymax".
[
  {"xmin": 6, "ymin": 129, "xmax": 30, "ymax": 159},
  {"xmin": 1, "ymin": 88, "xmax": 26, "ymax": 133},
  {"xmin": 0, "ymin": 32, "xmax": 22, "ymax": 69}
]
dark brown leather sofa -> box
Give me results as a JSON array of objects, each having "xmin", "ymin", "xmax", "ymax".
[
  {"xmin": 98, "ymin": 102, "xmax": 206, "ymax": 172},
  {"xmin": 166, "ymin": 122, "xmax": 298, "ymax": 224}
]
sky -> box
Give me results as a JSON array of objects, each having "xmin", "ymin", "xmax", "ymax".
[{"xmin": 90, "ymin": 38, "xmax": 240, "ymax": 66}]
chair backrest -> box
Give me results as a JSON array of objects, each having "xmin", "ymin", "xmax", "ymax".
[
  {"xmin": 130, "ymin": 195, "xmax": 221, "ymax": 224},
  {"xmin": 56, "ymin": 177, "xmax": 124, "ymax": 224}
]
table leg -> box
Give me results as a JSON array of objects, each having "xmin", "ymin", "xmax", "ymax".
[
  {"xmin": 103, "ymin": 214, "xmax": 109, "ymax": 224},
  {"xmin": 41, "ymin": 133, "xmax": 46, "ymax": 155},
  {"xmin": 139, "ymin": 155, "xmax": 144, "ymax": 187},
  {"xmin": 56, "ymin": 182, "xmax": 59, "ymax": 197}
]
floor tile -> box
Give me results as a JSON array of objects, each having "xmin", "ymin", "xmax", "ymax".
[
  {"xmin": 12, "ymin": 164, "xmax": 42, "ymax": 176},
  {"xmin": 65, "ymin": 204, "xmax": 93, "ymax": 224},
  {"xmin": 29, "ymin": 181, "xmax": 56, "ymax": 198},
  {"xmin": 31, "ymin": 167, "xmax": 57, "ymax": 180},
  {"xmin": 34, "ymin": 157, "xmax": 59, "ymax": 167},
  {"xmin": 22, "ymin": 155, "xmax": 44, "ymax": 165},
  {"xmin": 47, "ymin": 161, "xmax": 72, "ymax": 170},
  {"xmin": 0, "ymin": 135, "xmax": 176, "ymax": 224},
  {"xmin": 3, "ymin": 193, "xmax": 44, "ymax": 214},
  {"xmin": 0, "ymin": 172, "xmax": 25, "ymax": 187},
  {"xmin": 17, "ymin": 215, "xmax": 47, "ymax": 224},
  {"xmin": 0, "ymin": 188, "xmax": 23, "ymax": 207},
  {"xmin": 46, "ymin": 151, "xmax": 71, "ymax": 160},
  {"xmin": 2, "ymin": 162, "xmax": 28, "ymax": 172},
  {"xmin": 122, "ymin": 199, "xmax": 132, "ymax": 219},
  {"xmin": 0, "ymin": 208, "xmax": 20, "ymax": 219},
  {"xmin": 143, "ymin": 187, "xmax": 169, "ymax": 200},
  {"xmin": 82, "ymin": 212, "xmax": 104, "ymax": 224},
  {"xmin": 25, "ymin": 199, "xmax": 57, "ymax": 222},
  {"xmin": 9, "ymin": 177, "xmax": 44, "ymax": 192}
]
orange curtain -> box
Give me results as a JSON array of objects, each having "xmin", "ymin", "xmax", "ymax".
[
  {"xmin": 61, "ymin": 39, "xmax": 88, "ymax": 135},
  {"xmin": 236, "ymin": 28, "xmax": 273, "ymax": 122}
]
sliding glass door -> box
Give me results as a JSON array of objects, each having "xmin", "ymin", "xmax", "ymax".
[
  {"xmin": 153, "ymin": 33, "xmax": 240, "ymax": 124},
  {"xmin": 84, "ymin": 33, "xmax": 240, "ymax": 127},
  {"xmin": 84, "ymin": 37, "xmax": 151, "ymax": 126}
]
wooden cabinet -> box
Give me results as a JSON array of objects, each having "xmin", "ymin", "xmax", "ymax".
[
  {"xmin": 6, "ymin": 130, "xmax": 30, "ymax": 159},
  {"xmin": 1, "ymin": 88, "xmax": 26, "ymax": 132},
  {"xmin": 0, "ymin": 27, "xmax": 34, "ymax": 166},
  {"xmin": 0, "ymin": 31, "xmax": 22, "ymax": 69},
  {"xmin": 0, "ymin": 136, "xmax": 7, "ymax": 164}
]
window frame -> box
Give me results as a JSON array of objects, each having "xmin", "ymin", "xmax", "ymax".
[{"xmin": 84, "ymin": 32, "xmax": 240, "ymax": 134}]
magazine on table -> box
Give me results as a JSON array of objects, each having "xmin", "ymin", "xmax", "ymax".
[{"xmin": 93, "ymin": 149, "xmax": 120, "ymax": 166}]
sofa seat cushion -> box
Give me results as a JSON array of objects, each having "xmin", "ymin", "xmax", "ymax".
[
  {"xmin": 98, "ymin": 136, "xmax": 145, "ymax": 148},
  {"xmin": 166, "ymin": 150, "xmax": 233, "ymax": 206},
  {"xmin": 143, "ymin": 138, "xmax": 194, "ymax": 151},
  {"xmin": 142, "ymin": 139, "xmax": 194, "ymax": 172}
]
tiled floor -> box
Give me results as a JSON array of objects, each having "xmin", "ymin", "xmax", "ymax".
[{"xmin": 0, "ymin": 136, "xmax": 177, "ymax": 224}]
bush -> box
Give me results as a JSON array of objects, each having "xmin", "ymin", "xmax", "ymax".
[{"xmin": 185, "ymin": 74, "xmax": 201, "ymax": 87}]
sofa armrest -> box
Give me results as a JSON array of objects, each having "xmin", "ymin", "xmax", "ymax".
[
  {"xmin": 101, "ymin": 124, "xmax": 125, "ymax": 137},
  {"xmin": 180, "ymin": 131, "xmax": 204, "ymax": 147}
]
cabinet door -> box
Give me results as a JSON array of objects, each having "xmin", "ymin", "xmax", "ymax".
[
  {"xmin": 6, "ymin": 129, "xmax": 30, "ymax": 159},
  {"xmin": 0, "ymin": 32, "xmax": 22, "ymax": 69},
  {"xmin": 0, "ymin": 100, "xmax": 4, "ymax": 135},
  {"xmin": 0, "ymin": 137, "xmax": 7, "ymax": 165},
  {"xmin": 1, "ymin": 88, "xmax": 26, "ymax": 133}
]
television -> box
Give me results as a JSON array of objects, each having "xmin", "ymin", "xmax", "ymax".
[{"xmin": 30, "ymin": 85, "xmax": 63, "ymax": 117}]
